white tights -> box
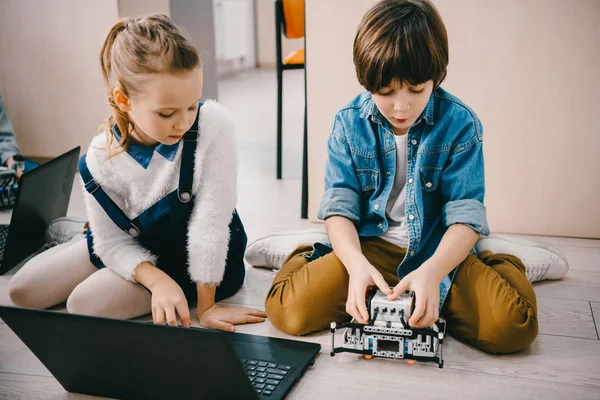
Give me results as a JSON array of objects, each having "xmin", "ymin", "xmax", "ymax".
[{"xmin": 8, "ymin": 238, "xmax": 152, "ymax": 319}]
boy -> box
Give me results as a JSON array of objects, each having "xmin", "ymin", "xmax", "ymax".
[{"xmin": 247, "ymin": 0, "xmax": 568, "ymax": 353}]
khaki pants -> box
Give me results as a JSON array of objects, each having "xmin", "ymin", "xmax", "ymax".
[{"xmin": 265, "ymin": 236, "xmax": 537, "ymax": 354}]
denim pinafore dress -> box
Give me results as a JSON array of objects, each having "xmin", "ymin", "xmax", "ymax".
[{"xmin": 79, "ymin": 106, "xmax": 247, "ymax": 301}]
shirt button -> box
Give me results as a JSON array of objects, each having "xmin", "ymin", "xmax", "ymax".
[
  {"xmin": 408, "ymin": 214, "xmax": 415, "ymax": 220},
  {"xmin": 378, "ymin": 223, "xmax": 383, "ymax": 229},
  {"xmin": 410, "ymin": 251, "xmax": 415, "ymax": 256},
  {"xmin": 408, "ymin": 178, "xmax": 414, "ymax": 184},
  {"xmin": 411, "ymin": 139, "xmax": 417, "ymax": 145},
  {"xmin": 425, "ymin": 182, "xmax": 433, "ymax": 188},
  {"xmin": 374, "ymin": 204, "xmax": 380, "ymax": 210},
  {"xmin": 386, "ymin": 171, "xmax": 391, "ymax": 176}
]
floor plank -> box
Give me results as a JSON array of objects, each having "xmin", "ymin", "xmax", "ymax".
[
  {"xmin": 0, "ymin": 277, "xmax": 12, "ymax": 308},
  {"xmin": 0, "ymin": 322, "xmax": 53, "ymax": 377},
  {"xmin": 537, "ymin": 297, "xmax": 598, "ymax": 340},
  {"xmin": 444, "ymin": 334, "xmax": 600, "ymax": 389},
  {"xmin": 219, "ymin": 266, "xmax": 275, "ymax": 308},
  {"xmin": 0, "ymin": 373, "xmax": 103, "ymax": 400},
  {"xmin": 591, "ymin": 302, "xmax": 600, "ymax": 340},
  {"xmin": 2, "ymin": 364, "xmax": 599, "ymax": 400},
  {"xmin": 560, "ymin": 247, "xmax": 600, "ymax": 272},
  {"xmin": 287, "ymin": 355, "xmax": 600, "ymax": 400},
  {"xmin": 534, "ymin": 270, "xmax": 600, "ymax": 302}
]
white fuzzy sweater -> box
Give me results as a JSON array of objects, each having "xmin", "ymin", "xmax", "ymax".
[{"xmin": 82, "ymin": 100, "xmax": 237, "ymax": 285}]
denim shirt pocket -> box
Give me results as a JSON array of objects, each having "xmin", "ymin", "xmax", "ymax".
[
  {"xmin": 356, "ymin": 168, "xmax": 379, "ymax": 192},
  {"xmin": 419, "ymin": 165, "xmax": 443, "ymax": 219}
]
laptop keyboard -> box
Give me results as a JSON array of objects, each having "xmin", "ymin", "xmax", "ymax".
[
  {"xmin": 0, "ymin": 225, "xmax": 9, "ymax": 259},
  {"xmin": 242, "ymin": 359, "xmax": 292, "ymax": 396}
]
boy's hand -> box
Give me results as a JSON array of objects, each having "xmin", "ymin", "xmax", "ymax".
[
  {"xmin": 388, "ymin": 263, "xmax": 441, "ymax": 328},
  {"xmin": 346, "ymin": 258, "xmax": 392, "ymax": 324},
  {"xmin": 149, "ymin": 276, "xmax": 192, "ymax": 327},
  {"xmin": 198, "ymin": 304, "xmax": 266, "ymax": 332}
]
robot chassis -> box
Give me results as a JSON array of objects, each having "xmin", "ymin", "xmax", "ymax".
[{"xmin": 330, "ymin": 288, "xmax": 446, "ymax": 368}]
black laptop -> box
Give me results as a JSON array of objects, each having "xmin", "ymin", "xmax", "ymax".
[
  {"xmin": 0, "ymin": 306, "xmax": 321, "ymax": 399},
  {"xmin": 0, "ymin": 146, "xmax": 80, "ymax": 275}
]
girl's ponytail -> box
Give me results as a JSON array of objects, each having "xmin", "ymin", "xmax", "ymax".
[{"xmin": 99, "ymin": 19, "xmax": 131, "ymax": 151}]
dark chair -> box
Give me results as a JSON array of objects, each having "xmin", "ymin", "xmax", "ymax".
[{"xmin": 275, "ymin": 0, "xmax": 308, "ymax": 218}]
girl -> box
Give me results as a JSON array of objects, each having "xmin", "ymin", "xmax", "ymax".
[{"xmin": 9, "ymin": 14, "xmax": 266, "ymax": 332}]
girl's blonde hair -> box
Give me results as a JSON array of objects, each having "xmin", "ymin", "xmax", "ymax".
[{"xmin": 99, "ymin": 14, "xmax": 200, "ymax": 150}]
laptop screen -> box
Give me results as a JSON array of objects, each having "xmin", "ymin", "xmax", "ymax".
[{"xmin": 0, "ymin": 147, "xmax": 80, "ymax": 274}]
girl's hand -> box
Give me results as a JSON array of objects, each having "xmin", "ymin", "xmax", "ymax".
[
  {"xmin": 198, "ymin": 304, "xmax": 266, "ymax": 332},
  {"xmin": 346, "ymin": 258, "xmax": 392, "ymax": 324},
  {"xmin": 388, "ymin": 263, "xmax": 441, "ymax": 328},
  {"xmin": 149, "ymin": 276, "xmax": 192, "ymax": 327}
]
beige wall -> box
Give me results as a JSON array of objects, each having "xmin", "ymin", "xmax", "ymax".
[
  {"xmin": 256, "ymin": 0, "xmax": 303, "ymax": 67},
  {"xmin": 118, "ymin": 0, "xmax": 171, "ymax": 17},
  {"xmin": 0, "ymin": 0, "xmax": 220, "ymax": 159},
  {"xmin": 307, "ymin": 0, "xmax": 600, "ymax": 238},
  {"xmin": 0, "ymin": 0, "xmax": 119, "ymax": 158}
]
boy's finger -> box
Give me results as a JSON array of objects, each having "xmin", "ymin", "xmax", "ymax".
[
  {"xmin": 409, "ymin": 297, "xmax": 427, "ymax": 327},
  {"xmin": 416, "ymin": 307, "xmax": 432, "ymax": 328},
  {"xmin": 353, "ymin": 307, "xmax": 366, "ymax": 324},
  {"xmin": 346, "ymin": 297, "xmax": 360, "ymax": 323},
  {"xmin": 372, "ymin": 273, "xmax": 392, "ymax": 295},
  {"xmin": 356, "ymin": 288, "xmax": 370, "ymax": 323},
  {"xmin": 429, "ymin": 301, "xmax": 439, "ymax": 326},
  {"xmin": 388, "ymin": 278, "xmax": 410, "ymax": 300}
]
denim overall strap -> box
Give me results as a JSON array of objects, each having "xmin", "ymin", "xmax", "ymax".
[
  {"xmin": 177, "ymin": 103, "xmax": 201, "ymax": 203},
  {"xmin": 177, "ymin": 131, "xmax": 197, "ymax": 203},
  {"xmin": 78, "ymin": 154, "xmax": 141, "ymax": 238}
]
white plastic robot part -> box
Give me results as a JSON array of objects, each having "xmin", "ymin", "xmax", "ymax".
[{"xmin": 370, "ymin": 290, "xmax": 414, "ymax": 323}]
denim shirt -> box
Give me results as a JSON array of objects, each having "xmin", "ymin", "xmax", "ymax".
[{"xmin": 317, "ymin": 87, "xmax": 490, "ymax": 307}]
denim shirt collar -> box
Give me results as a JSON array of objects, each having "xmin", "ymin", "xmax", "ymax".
[
  {"xmin": 419, "ymin": 92, "xmax": 436, "ymax": 126},
  {"xmin": 360, "ymin": 91, "xmax": 436, "ymax": 127},
  {"xmin": 112, "ymin": 124, "xmax": 179, "ymax": 169}
]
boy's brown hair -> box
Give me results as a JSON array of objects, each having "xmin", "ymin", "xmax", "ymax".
[{"xmin": 353, "ymin": 0, "xmax": 448, "ymax": 93}]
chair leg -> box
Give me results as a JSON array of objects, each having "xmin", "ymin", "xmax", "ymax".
[
  {"xmin": 301, "ymin": 98, "xmax": 308, "ymax": 219},
  {"xmin": 277, "ymin": 68, "xmax": 283, "ymax": 180}
]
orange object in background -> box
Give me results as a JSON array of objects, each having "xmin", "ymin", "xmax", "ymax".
[
  {"xmin": 282, "ymin": 0, "xmax": 304, "ymax": 38},
  {"xmin": 284, "ymin": 48, "xmax": 304, "ymax": 65}
]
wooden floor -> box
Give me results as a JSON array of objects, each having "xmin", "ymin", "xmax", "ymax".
[{"xmin": 1, "ymin": 69, "xmax": 599, "ymax": 399}]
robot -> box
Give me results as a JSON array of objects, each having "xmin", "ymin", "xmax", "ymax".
[{"xmin": 330, "ymin": 288, "xmax": 446, "ymax": 368}]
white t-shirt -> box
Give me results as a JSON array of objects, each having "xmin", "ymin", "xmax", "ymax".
[{"xmin": 379, "ymin": 134, "xmax": 410, "ymax": 248}]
